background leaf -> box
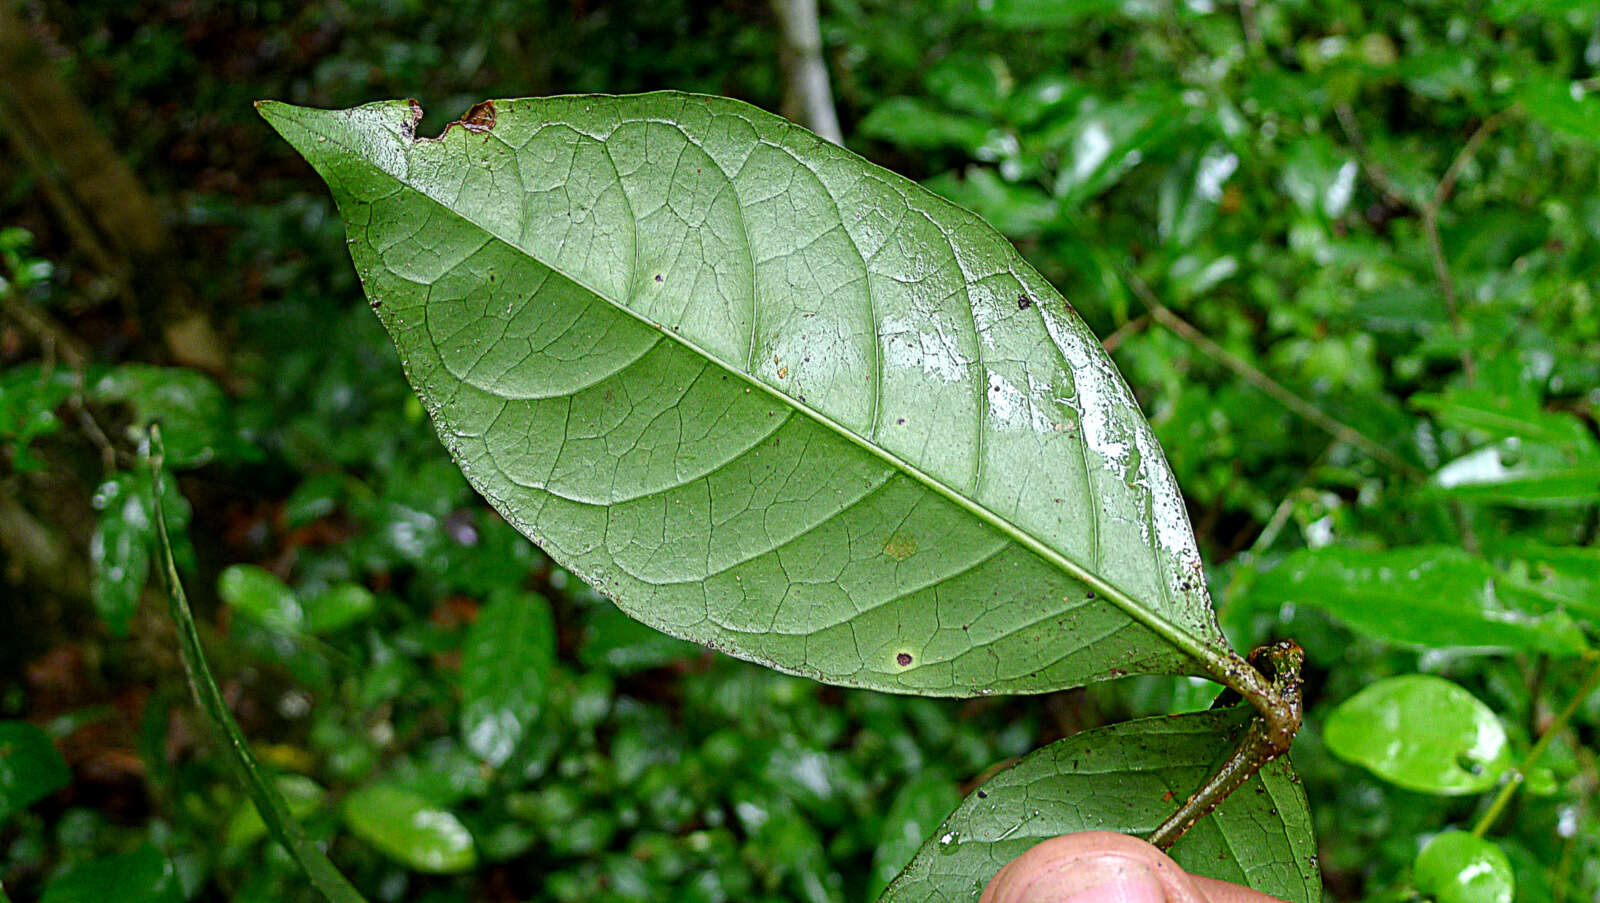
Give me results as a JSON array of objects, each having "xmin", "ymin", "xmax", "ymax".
[
  {"xmin": 259, "ymin": 93, "xmax": 1236, "ymax": 697},
  {"xmin": 1323, "ymin": 676, "xmax": 1509, "ymax": 796},
  {"xmin": 1413, "ymin": 832, "xmax": 1514, "ymax": 903},
  {"xmin": 458, "ymin": 589, "xmax": 556, "ymax": 767},
  {"xmin": 867, "ymin": 771, "xmax": 963, "ymax": 900},
  {"xmin": 341, "ymin": 785, "xmax": 478, "ymax": 875},
  {"xmin": 1244, "ymin": 546, "xmax": 1590, "ymax": 655},
  {"xmin": 38, "ymin": 845, "xmax": 182, "ymax": 903},
  {"xmin": 0, "ymin": 721, "xmax": 70, "ymax": 823},
  {"xmin": 880, "ymin": 708, "xmax": 1321, "ymax": 903}
]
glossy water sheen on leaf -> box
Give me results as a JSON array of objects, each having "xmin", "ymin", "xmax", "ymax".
[
  {"xmin": 260, "ymin": 93, "xmax": 1229, "ymax": 697},
  {"xmin": 459, "ymin": 589, "xmax": 556, "ymax": 766},
  {"xmin": 1323, "ymin": 675, "xmax": 1509, "ymax": 795},
  {"xmin": 881, "ymin": 709, "xmax": 1320, "ymax": 903},
  {"xmin": 342, "ymin": 785, "xmax": 478, "ymax": 874},
  {"xmin": 1247, "ymin": 546, "xmax": 1590, "ymax": 655},
  {"xmin": 1413, "ymin": 832, "xmax": 1514, "ymax": 903},
  {"xmin": 218, "ymin": 564, "xmax": 304, "ymax": 632}
]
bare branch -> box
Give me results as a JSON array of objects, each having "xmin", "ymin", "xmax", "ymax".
[
  {"xmin": 1127, "ymin": 274, "xmax": 1421, "ymax": 477},
  {"xmin": 771, "ymin": 0, "xmax": 843, "ymax": 145}
]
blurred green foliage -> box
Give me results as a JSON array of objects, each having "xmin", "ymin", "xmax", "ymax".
[{"xmin": 2, "ymin": 1, "xmax": 1599, "ymax": 901}]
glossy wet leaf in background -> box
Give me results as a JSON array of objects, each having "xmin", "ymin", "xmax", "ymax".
[
  {"xmin": 1244, "ymin": 546, "xmax": 1590, "ymax": 655},
  {"xmin": 881, "ymin": 708, "xmax": 1320, "ymax": 903},
  {"xmin": 89, "ymin": 467, "xmax": 191, "ymax": 636},
  {"xmin": 1323, "ymin": 676, "xmax": 1509, "ymax": 796},
  {"xmin": 0, "ymin": 721, "xmax": 69, "ymax": 823},
  {"xmin": 218, "ymin": 564, "xmax": 304, "ymax": 632},
  {"xmin": 303, "ymin": 583, "xmax": 377, "ymax": 633},
  {"xmin": 259, "ymin": 92, "xmax": 1235, "ymax": 699},
  {"xmin": 0, "ymin": 363, "xmax": 76, "ymax": 472},
  {"xmin": 1430, "ymin": 439, "xmax": 1600, "ymax": 507},
  {"xmin": 1413, "ymin": 832, "xmax": 1514, "ymax": 903},
  {"xmin": 90, "ymin": 364, "xmax": 237, "ymax": 468},
  {"xmin": 38, "ymin": 844, "xmax": 182, "ymax": 903},
  {"xmin": 458, "ymin": 589, "xmax": 556, "ymax": 767},
  {"xmin": 341, "ymin": 785, "xmax": 478, "ymax": 874}
]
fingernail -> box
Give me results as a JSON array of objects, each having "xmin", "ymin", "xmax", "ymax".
[{"xmin": 1007, "ymin": 854, "xmax": 1168, "ymax": 903}]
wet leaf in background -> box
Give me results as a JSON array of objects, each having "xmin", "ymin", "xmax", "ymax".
[
  {"xmin": 341, "ymin": 785, "xmax": 478, "ymax": 874},
  {"xmin": 38, "ymin": 844, "xmax": 182, "ymax": 903},
  {"xmin": 1245, "ymin": 546, "xmax": 1591, "ymax": 655},
  {"xmin": 459, "ymin": 589, "xmax": 555, "ymax": 767},
  {"xmin": 1413, "ymin": 831, "xmax": 1514, "ymax": 903},
  {"xmin": 1324, "ymin": 675, "xmax": 1510, "ymax": 795}
]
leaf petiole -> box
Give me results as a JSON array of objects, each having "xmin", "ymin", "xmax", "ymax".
[{"xmin": 1147, "ymin": 640, "xmax": 1305, "ymax": 850}]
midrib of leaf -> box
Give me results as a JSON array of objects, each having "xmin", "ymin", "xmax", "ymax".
[{"xmin": 260, "ymin": 98, "xmax": 1235, "ymax": 683}]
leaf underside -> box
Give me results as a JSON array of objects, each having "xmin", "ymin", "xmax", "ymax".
[
  {"xmin": 259, "ymin": 93, "xmax": 1229, "ymax": 697},
  {"xmin": 883, "ymin": 708, "xmax": 1322, "ymax": 903}
]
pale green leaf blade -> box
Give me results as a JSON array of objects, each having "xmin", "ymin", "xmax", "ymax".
[
  {"xmin": 218, "ymin": 564, "xmax": 304, "ymax": 632},
  {"xmin": 868, "ymin": 772, "xmax": 964, "ymax": 900},
  {"xmin": 879, "ymin": 709, "xmax": 1321, "ymax": 903},
  {"xmin": 1323, "ymin": 675, "xmax": 1510, "ymax": 796},
  {"xmin": 258, "ymin": 93, "xmax": 1230, "ymax": 697}
]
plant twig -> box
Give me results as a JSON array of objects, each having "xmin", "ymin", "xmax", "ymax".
[
  {"xmin": 1126, "ymin": 273, "xmax": 1421, "ymax": 477},
  {"xmin": 148, "ymin": 427, "xmax": 370, "ymax": 903},
  {"xmin": 1147, "ymin": 641, "xmax": 1305, "ymax": 850},
  {"xmin": 770, "ymin": 0, "xmax": 843, "ymax": 144},
  {"xmin": 1339, "ymin": 104, "xmax": 1511, "ymax": 385},
  {"xmin": 1471, "ymin": 652, "xmax": 1600, "ymax": 839},
  {"xmin": 1099, "ymin": 313, "xmax": 1149, "ymax": 353},
  {"xmin": 1238, "ymin": 0, "xmax": 1263, "ymax": 56}
]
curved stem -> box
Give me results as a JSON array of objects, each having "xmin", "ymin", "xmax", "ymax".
[
  {"xmin": 1471, "ymin": 652, "xmax": 1600, "ymax": 839},
  {"xmin": 1148, "ymin": 641, "xmax": 1304, "ymax": 850}
]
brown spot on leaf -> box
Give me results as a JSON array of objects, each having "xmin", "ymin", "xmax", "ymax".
[
  {"xmin": 1017, "ymin": 293, "xmax": 1033, "ymax": 311},
  {"xmin": 882, "ymin": 531, "xmax": 917, "ymax": 561},
  {"xmin": 896, "ymin": 652, "xmax": 913, "ymax": 667}
]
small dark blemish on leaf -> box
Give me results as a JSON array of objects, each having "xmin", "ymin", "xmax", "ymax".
[
  {"xmin": 896, "ymin": 418, "xmax": 906, "ymax": 425},
  {"xmin": 976, "ymin": 790, "xmax": 987, "ymax": 799},
  {"xmin": 654, "ymin": 273, "xmax": 663, "ymax": 283},
  {"xmin": 896, "ymin": 652, "xmax": 913, "ymax": 667},
  {"xmin": 1085, "ymin": 590, "xmax": 1095, "ymax": 599},
  {"xmin": 1017, "ymin": 293, "xmax": 1033, "ymax": 311}
]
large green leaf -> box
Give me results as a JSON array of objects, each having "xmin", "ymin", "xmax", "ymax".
[
  {"xmin": 258, "ymin": 92, "xmax": 1233, "ymax": 698},
  {"xmin": 880, "ymin": 709, "xmax": 1321, "ymax": 903}
]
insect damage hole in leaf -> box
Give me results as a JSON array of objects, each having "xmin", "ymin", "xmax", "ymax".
[{"xmin": 258, "ymin": 91, "xmax": 1310, "ymax": 892}]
